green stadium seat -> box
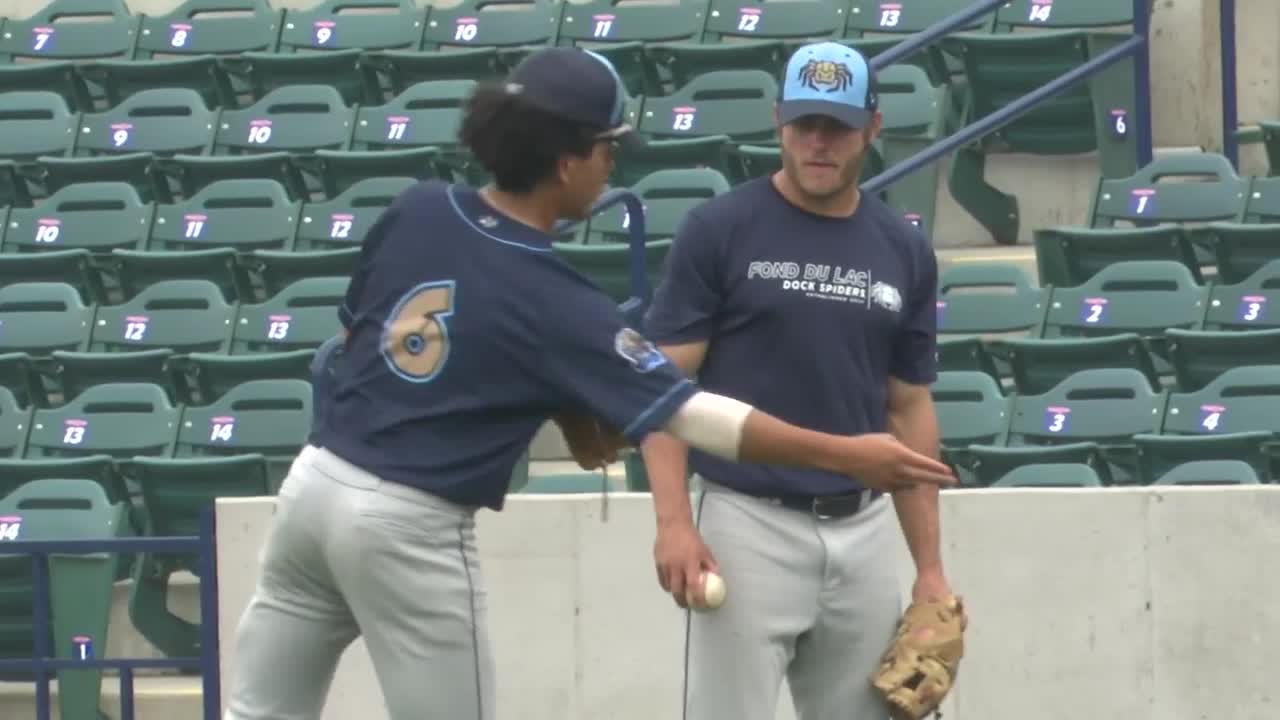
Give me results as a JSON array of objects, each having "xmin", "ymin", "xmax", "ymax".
[
  {"xmin": 0, "ymin": 387, "xmax": 32, "ymax": 458},
  {"xmin": 226, "ymin": 277, "xmax": 347, "ymax": 354},
  {"xmin": 1199, "ymin": 176, "xmax": 1280, "ymax": 284},
  {"xmin": 171, "ymin": 379, "xmax": 310, "ymax": 488},
  {"xmin": 50, "ymin": 280, "xmax": 235, "ymax": 402},
  {"xmin": 647, "ymin": 0, "xmax": 848, "ymax": 85},
  {"xmin": 554, "ymin": 0, "xmax": 706, "ymax": 96},
  {"xmin": 363, "ymin": 0, "xmax": 564, "ymax": 94},
  {"xmin": 112, "ymin": 178, "xmax": 301, "ymax": 303},
  {"xmin": 1201, "ymin": 258, "xmax": 1280, "ymax": 331},
  {"xmin": 842, "ymin": 0, "xmax": 995, "ymax": 86},
  {"xmin": 293, "ymin": 176, "xmax": 414, "ymax": 252},
  {"xmin": 73, "ymin": 87, "xmax": 217, "ymax": 160},
  {"xmin": 128, "ymin": 454, "xmax": 268, "ymax": 659},
  {"xmin": 627, "ymin": 70, "xmax": 777, "ymax": 183},
  {"xmin": 1164, "ymin": 327, "xmax": 1280, "ymax": 393},
  {"xmin": 0, "ymin": 0, "xmax": 140, "ymax": 112},
  {"xmin": 24, "ymin": 382, "xmax": 178, "ymax": 459},
  {"xmin": 942, "ymin": 0, "xmax": 1151, "ymax": 244},
  {"xmin": 176, "ymin": 278, "xmax": 345, "ymax": 402},
  {"xmin": 224, "ymin": 0, "xmax": 426, "ymax": 106},
  {"xmin": 1150, "ymin": 459, "xmax": 1260, "ymax": 486},
  {"xmin": 1035, "ymin": 153, "xmax": 1247, "ymax": 286},
  {"xmin": 0, "ymin": 478, "xmax": 129, "ymax": 720},
  {"xmin": 935, "ymin": 262, "xmax": 1047, "ymax": 382},
  {"xmin": 874, "ymin": 63, "xmax": 950, "ymax": 236},
  {"xmin": 988, "ymin": 463, "xmax": 1104, "ymax": 488},
  {"xmin": 930, "ymin": 370, "xmax": 1009, "ymax": 487},
  {"xmin": 82, "ymin": 0, "xmax": 283, "ymax": 110},
  {"xmin": 965, "ymin": 368, "xmax": 1164, "ymax": 486},
  {"xmin": 585, "ymin": 168, "xmax": 730, "ymax": 244},
  {"xmin": 0, "ymin": 91, "xmax": 79, "ymax": 205},
  {"xmin": 315, "ymin": 80, "xmax": 475, "ymax": 190},
  {"xmin": 0, "ymin": 181, "xmax": 152, "ymax": 303},
  {"xmin": 995, "ymin": 260, "xmax": 1206, "ymax": 392},
  {"xmin": 1133, "ymin": 365, "xmax": 1280, "ymax": 483},
  {"xmin": 162, "ymin": 84, "xmax": 355, "ymax": 199},
  {"xmin": 0, "ymin": 280, "xmax": 94, "ymax": 407}
]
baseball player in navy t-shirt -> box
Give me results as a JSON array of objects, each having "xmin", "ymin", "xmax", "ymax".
[
  {"xmin": 220, "ymin": 47, "xmax": 954, "ymax": 720},
  {"xmin": 642, "ymin": 42, "xmax": 964, "ymax": 720}
]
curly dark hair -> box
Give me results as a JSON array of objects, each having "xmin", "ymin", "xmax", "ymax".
[{"xmin": 458, "ymin": 84, "xmax": 604, "ymax": 193}]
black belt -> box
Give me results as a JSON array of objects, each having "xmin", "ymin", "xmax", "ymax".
[{"xmin": 770, "ymin": 489, "xmax": 881, "ymax": 519}]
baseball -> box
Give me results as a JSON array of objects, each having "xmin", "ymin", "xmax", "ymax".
[{"xmin": 692, "ymin": 571, "xmax": 726, "ymax": 610}]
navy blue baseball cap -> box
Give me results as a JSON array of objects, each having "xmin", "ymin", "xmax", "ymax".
[
  {"xmin": 504, "ymin": 47, "xmax": 643, "ymax": 151},
  {"xmin": 779, "ymin": 42, "xmax": 879, "ymax": 129}
]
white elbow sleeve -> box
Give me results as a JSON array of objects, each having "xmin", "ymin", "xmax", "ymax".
[{"xmin": 665, "ymin": 391, "xmax": 754, "ymax": 462}]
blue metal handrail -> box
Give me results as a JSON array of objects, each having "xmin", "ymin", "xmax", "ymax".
[
  {"xmin": 863, "ymin": 0, "xmax": 1155, "ymax": 194},
  {"xmin": 0, "ymin": 509, "xmax": 222, "ymax": 720},
  {"xmin": 553, "ymin": 188, "xmax": 652, "ymax": 329}
]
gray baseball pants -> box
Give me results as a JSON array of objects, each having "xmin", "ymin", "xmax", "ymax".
[
  {"xmin": 683, "ymin": 477, "xmax": 903, "ymax": 720},
  {"xmin": 222, "ymin": 444, "xmax": 495, "ymax": 720}
]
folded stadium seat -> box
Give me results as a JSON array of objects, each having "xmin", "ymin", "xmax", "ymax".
[
  {"xmin": 940, "ymin": 0, "xmax": 1153, "ymax": 245},
  {"xmin": 930, "ymin": 370, "xmax": 1009, "ymax": 488},
  {"xmin": 645, "ymin": 0, "xmax": 848, "ymax": 88},
  {"xmin": 293, "ymin": 176, "xmax": 415, "ymax": 253},
  {"xmin": 992, "ymin": 260, "xmax": 1206, "ymax": 395},
  {"xmin": 362, "ymin": 0, "xmax": 563, "ymax": 94},
  {"xmin": 0, "ymin": 282, "xmax": 94, "ymax": 408},
  {"xmin": 221, "ymin": 0, "xmax": 427, "ymax": 107},
  {"xmin": 0, "ymin": 478, "xmax": 129, "ymax": 719},
  {"xmin": 306, "ymin": 79, "xmax": 474, "ymax": 196},
  {"xmin": 0, "ymin": 90, "xmax": 80, "ymax": 207},
  {"xmin": 156, "ymin": 84, "xmax": 356, "ymax": 201},
  {"xmin": 251, "ymin": 177, "xmax": 417, "ymax": 295},
  {"xmin": 1199, "ymin": 175, "xmax": 1280, "ymax": 285},
  {"xmin": 1132, "ymin": 365, "xmax": 1280, "ymax": 484},
  {"xmin": 873, "ymin": 63, "xmax": 952, "ymax": 239},
  {"xmin": 47, "ymin": 87, "xmax": 220, "ymax": 205},
  {"xmin": 841, "ymin": 0, "xmax": 994, "ymax": 88},
  {"xmin": 0, "ymin": 181, "xmax": 153, "ymax": 305},
  {"xmin": 179, "ymin": 277, "xmax": 346, "ymax": 403},
  {"xmin": 988, "ymin": 462, "xmax": 1104, "ymax": 488},
  {"xmin": 1151, "ymin": 459, "xmax": 1260, "ymax": 486},
  {"xmin": 50, "ymin": 279, "xmax": 236, "ymax": 404},
  {"xmin": 554, "ymin": 0, "xmax": 708, "ymax": 97},
  {"xmin": 964, "ymin": 367, "xmax": 1164, "ymax": 486},
  {"xmin": 626, "ymin": 70, "xmax": 778, "ymax": 186},
  {"xmin": 1034, "ymin": 152, "xmax": 1247, "ymax": 287},
  {"xmin": 0, "ymin": 382, "xmax": 178, "ymax": 517},
  {"xmin": 81, "ymin": 0, "xmax": 283, "ymax": 110},
  {"xmin": 555, "ymin": 168, "xmax": 730, "ymax": 303},
  {"xmin": 935, "ymin": 262, "xmax": 1048, "ymax": 384},
  {"xmin": 0, "ymin": 0, "xmax": 141, "ymax": 112},
  {"xmin": 111, "ymin": 178, "xmax": 301, "ymax": 304}
]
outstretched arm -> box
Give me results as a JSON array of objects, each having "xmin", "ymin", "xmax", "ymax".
[{"xmin": 886, "ymin": 377, "xmax": 949, "ymax": 603}]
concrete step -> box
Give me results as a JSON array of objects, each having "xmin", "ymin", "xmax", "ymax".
[{"xmin": 0, "ymin": 676, "xmax": 203, "ymax": 720}]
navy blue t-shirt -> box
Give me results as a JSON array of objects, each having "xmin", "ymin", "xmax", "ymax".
[
  {"xmin": 314, "ymin": 180, "xmax": 697, "ymax": 511},
  {"xmin": 644, "ymin": 176, "xmax": 938, "ymax": 499}
]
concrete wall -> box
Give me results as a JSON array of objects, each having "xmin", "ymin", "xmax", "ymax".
[
  {"xmin": 2, "ymin": 0, "xmax": 1276, "ymax": 247},
  {"xmin": 217, "ymin": 486, "xmax": 1280, "ymax": 720}
]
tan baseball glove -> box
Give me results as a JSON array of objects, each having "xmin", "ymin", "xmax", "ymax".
[{"xmin": 871, "ymin": 594, "xmax": 967, "ymax": 720}]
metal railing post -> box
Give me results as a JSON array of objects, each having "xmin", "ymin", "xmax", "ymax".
[
  {"xmin": 1133, "ymin": 0, "xmax": 1155, "ymax": 168},
  {"xmin": 1219, "ymin": 0, "xmax": 1239, "ymax": 168},
  {"xmin": 867, "ymin": 0, "xmax": 1007, "ymax": 70}
]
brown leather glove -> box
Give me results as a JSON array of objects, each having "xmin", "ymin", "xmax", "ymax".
[{"xmin": 871, "ymin": 594, "xmax": 967, "ymax": 720}]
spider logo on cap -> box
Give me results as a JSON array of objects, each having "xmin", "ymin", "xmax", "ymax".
[{"xmin": 797, "ymin": 59, "xmax": 853, "ymax": 93}]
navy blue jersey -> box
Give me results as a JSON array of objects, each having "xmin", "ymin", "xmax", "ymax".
[
  {"xmin": 644, "ymin": 176, "xmax": 938, "ymax": 499},
  {"xmin": 314, "ymin": 180, "xmax": 696, "ymax": 510}
]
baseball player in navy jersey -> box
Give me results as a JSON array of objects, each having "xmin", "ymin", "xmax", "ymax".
[
  {"xmin": 220, "ymin": 47, "xmax": 954, "ymax": 720},
  {"xmin": 642, "ymin": 42, "xmax": 961, "ymax": 720}
]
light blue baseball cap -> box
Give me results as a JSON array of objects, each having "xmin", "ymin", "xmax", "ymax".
[{"xmin": 779, "ymin": 41, "xmax": 879, "ymax": 129}]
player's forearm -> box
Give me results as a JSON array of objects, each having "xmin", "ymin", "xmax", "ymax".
[
  {"xmin": 640, "ymin": 432, "xmax": 694, "ymax": 527},
  {"xmin": 887, "ymin": 404, "xmax": 945, "ymax": 577}
]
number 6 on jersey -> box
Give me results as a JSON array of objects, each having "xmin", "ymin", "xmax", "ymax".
[{"xmin": 382, "ymin": 281, "xmax": 456, "ymax": 382}]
